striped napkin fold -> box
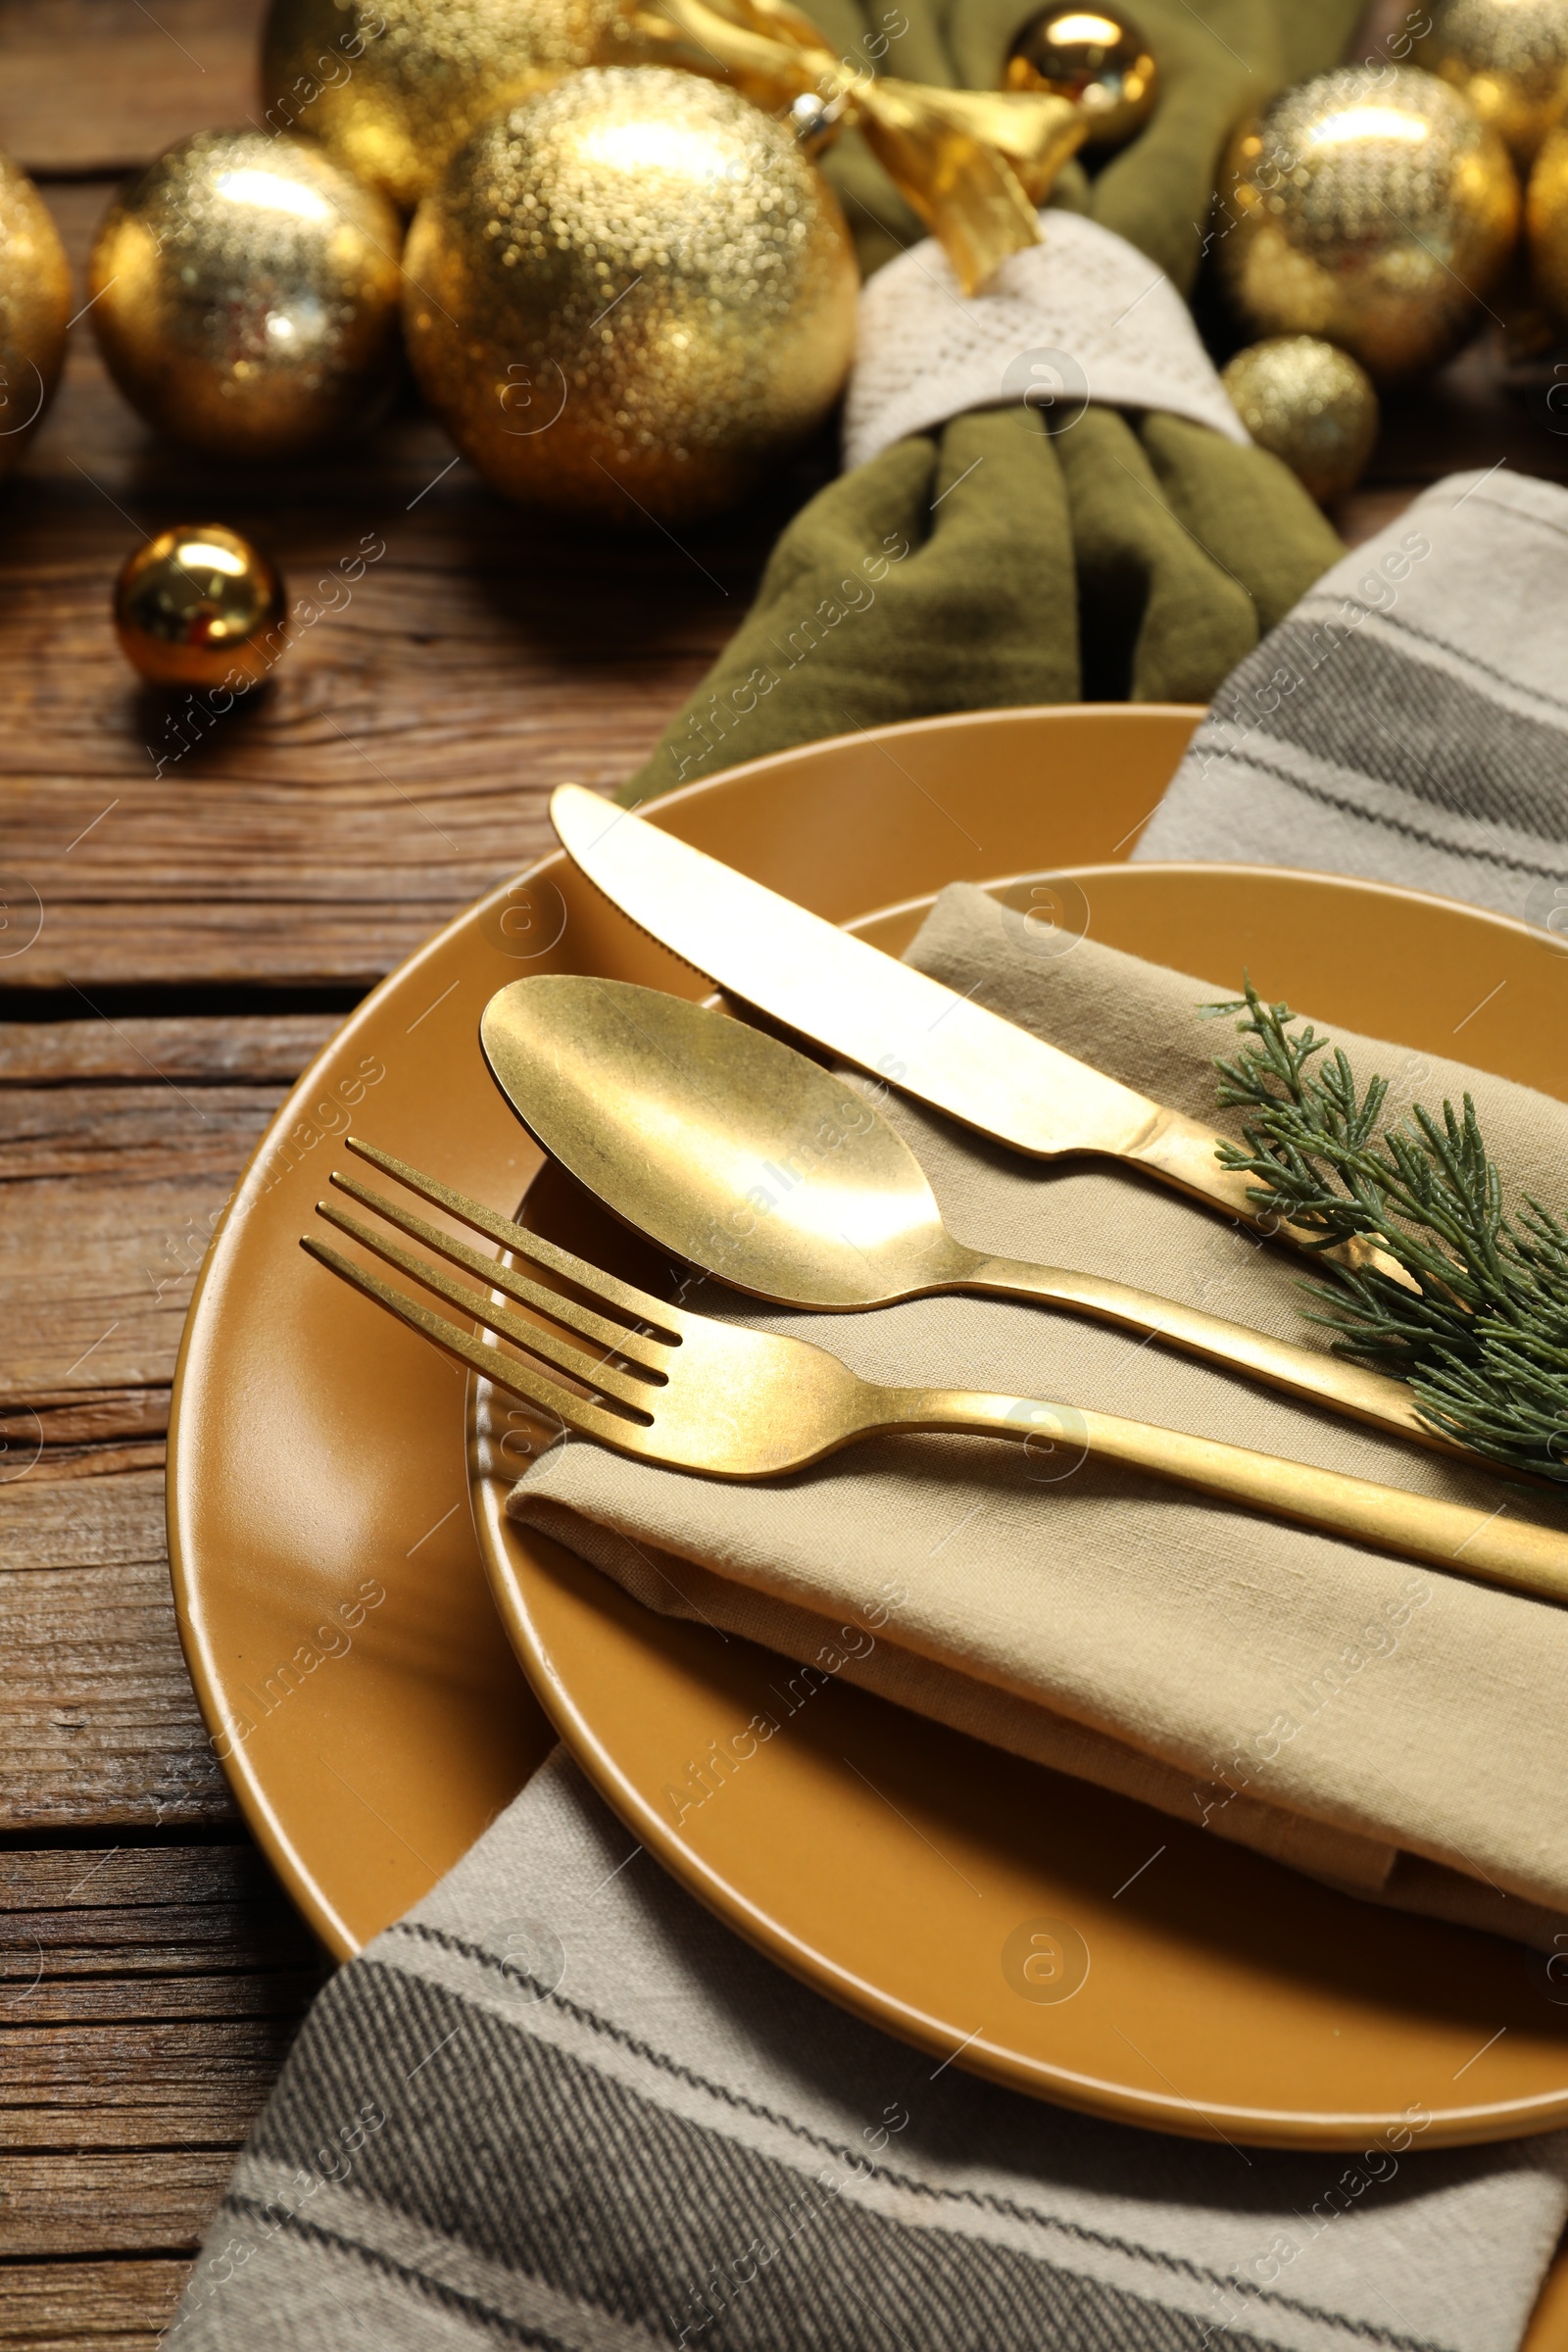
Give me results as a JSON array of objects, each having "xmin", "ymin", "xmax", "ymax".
[
  {"xmin": 172, "ymin": 476, "xmax": 1568, "ymax": 2351},
  {"xmin": 172, "ymin": 1751, "xmax": 1568, "ymax": 2352},
  {"xmin": 1135, "ymin": 467, "xmax": 1568, "ymax": 929}
]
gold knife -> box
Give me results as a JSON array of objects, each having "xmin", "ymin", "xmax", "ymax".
[{"xmin": 548, "ymin": 784, "xmax": 1364, "ymax": 1254}]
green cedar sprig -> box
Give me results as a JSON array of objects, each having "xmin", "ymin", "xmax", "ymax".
[{"xmin": 1201, "ymin": 978, "xmax": 1568, "ymax": 1481}]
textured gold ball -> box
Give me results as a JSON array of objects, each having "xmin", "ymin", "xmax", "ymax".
[
  {"xmin": 1413, "ymin": 0, "xmax": 1568, "ymax": 170},
  {"xmin": 262, "ymin": 0, "xmax": 631, "ymax": 211},
  {"xmin": 115, "ymin": 524, "xmax": 286, "ymax": 689},
  {"xmin": 87, "ymin": 129, "xmax": 405, "ymax": 460},
  {"xmin": 1221, "ymin": 335, "xmax": 1380, "ymax": 506},
  {"xmin": 403, "ymin": 69, "xmax": 859, "ymax": 527},
  {"xmin": 1004, "ymin": 7, "xmax": 1156, "ymax": 149},
  {"xmin": 1217, "ymin": 67, "xmax": 1520, "ymax": 385},
  {"xmin": 0, "ymin": 151, "xmax": 70, "ymax": 478}
]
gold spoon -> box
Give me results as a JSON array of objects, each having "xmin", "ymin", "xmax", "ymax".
[{"xmin": 480, "ymin": 975, "xmax": 1456, "ymax": 1457}]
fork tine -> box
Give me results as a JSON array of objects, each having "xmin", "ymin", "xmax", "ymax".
[
  {"xmin": 313, "ymin": 1199, "xmax": 660, "ymax": 1415},
  {"xmin": 300, "ymin": 1236, "xmax": 639, "ymax": 1448},
  {"xmin": 328, "ymin": 1166, "xmax": 670, "ymax": 1377},
  {"xmin": 344, "ymin": 1135, "xmax": 683, "ymax": 1337}
]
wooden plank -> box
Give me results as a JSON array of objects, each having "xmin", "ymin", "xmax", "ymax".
[
  {"xmin": 0, "ymin": 1971, "xmax": 321, "ymax": 2027},
  {"xmin": 0, "ymin": 1016, "xmax": 337, "ymax": 1489},
  {"xmin": 0, "ymin": 0, "xmax": 268, "ymax": 179},
  {"xmin": 0, "ymin": 1083, "xmax": 283, "ymax": 1401},
  {"xmin": 0, "ymin": 1013, "xmax": 343, "ymax": 1086},
  {"xmin": 0, "ymin": 2152, "xmax": 235, "ymax": 2258},
  {"xmin": 0, "ymin": 1031, "xmax": 344, "ymax": 1826},
  {"xmin": 0, "ymin": 1469, "xmax": 233, "ymax": 1829},
  {"xmin": 6, "ymin": 1391, "xmax": 171, "ymax": 1485},
  {"xmin": 0, "ymin": 2021, "xmax": 309, "ymax": 2150},
  {"xmin": 0, "ymin": 1843, "xmax": 321, "ymax": 2278},
  {"xmin": 2, "ymin": 1080, "xmax": 282, "ymax": 1184},
  {"xmin": 0, "ymin": 2259, "xmax": 185, "ymax": 2347},
  {"xmin": 0, "ymin": 1839, "xmax": 294, "ymax": 1910},
  {"xmin": 4, "ymin": 1895, "xmax": 314, "ymax": 1978}
]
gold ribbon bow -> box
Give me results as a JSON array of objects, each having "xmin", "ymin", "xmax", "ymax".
[{"xmin": 623, "ymin": 0, "xmax": 1089, "ymax": 293}]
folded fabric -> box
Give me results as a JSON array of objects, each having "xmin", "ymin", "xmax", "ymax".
[
  {"xmin": 1136, "ymin": 467, "xmax": 1568, "ymax": 928},
  {"xmin": 507, "ymin": 886, "xmax": 1568, "ymax": 1940},
  {"xmin": 619, "ymin": 0, "xmax": 1359, "ymax": 806},
  {"xmin": 625, "ymin": 398, "xmax": 1342, "ymax": 801},
  {"xmin": 171, "ymin": 1747, "xmax": 1568, "ymax": 2352}
]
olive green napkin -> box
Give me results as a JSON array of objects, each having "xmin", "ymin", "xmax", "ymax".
[
  {"xmin": 621, "ymin": 0, "xmax": 1360, "ymax": 806},
  {"xmin": 812, "ymin": 0, "xmax": 1359, "ymax": 292},
  {"xmin": 509, "ymin": 888, "xmax": 1568, "ymax": 1948}
]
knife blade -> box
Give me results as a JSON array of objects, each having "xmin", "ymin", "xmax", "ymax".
[{"xmin": 547, "ymin": 783, "xmax": 1301, "ymax": 1238}]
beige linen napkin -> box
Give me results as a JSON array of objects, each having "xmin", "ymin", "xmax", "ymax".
[{"xmin": 510, "ymin": 885, "xmax": 1568, "ymax": 1946}]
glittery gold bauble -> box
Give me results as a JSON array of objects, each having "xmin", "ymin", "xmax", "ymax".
[
  {"xmin": 114, "ymin": 524, "xmax": 286, "ymax": 689},
  {"xmin": 1217, "ymin": 67, "xmax": 1520, "ymax": 386},
  {"xmin": 87, "ymin": 130, "xmax": 404, "ymax": 460},
  {"xmin": 1221, "ymin": 335, "xmax": 1379, "ymax": 506},
  {"xmin": 262, "ymin": 0, "xmax": 630, "ymax": 211},
  {"xmin": 1413, "ymin": 0, "xmax": 1568, "ymax": 170},
  {"xmin": 0, "ymin": 151, "xmax": 70, "ymax": 477},
  {"xmin": 1004, "ymin": 7, "xmax": 1155, "ymax": 149},
  {"xmin": 403, "ymin": 68, "xmax": 859, "ymax": 526}
]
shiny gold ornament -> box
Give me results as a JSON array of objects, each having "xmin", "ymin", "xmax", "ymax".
[
  {"xmin": 87, "ymin": 129, "xmax": 404, "ymax": 461},
  {"xmin": 261, "ymin": 0, "xmax": 632, "ymax": 212},
  {"xmin": 630, "ymin": 0, "xmax": 1087, "ymax": 291},
  {"xmin": 0, "ymin": 151, "xmax": 70, "ymax": 477},
  {"xmin": 1217, "ymin": 66, "xmax": 1520, "ymax": 386},
  {"xmin": 114, "ymin": 524, "xmax": 286, "ymax": 690},
  {"xmin": 1413, "ymin": 0, "xmax": 1568, "ymax": 170},
  {"xmin": 1221, "ymin": 335, "xmax": 1380, "ymax": 506},
  {"xmin": 1004, "ymin": 7, "xmax": 1156, "ymax": 151},
  {"xmin": 403, "ymin": 68, "xmax": 858, "ymax": 524}
]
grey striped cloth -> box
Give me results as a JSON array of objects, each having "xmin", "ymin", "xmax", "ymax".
[
  {"xmin": 1134, "ymin": 468, "xmax": 1568, "ymax": 923},
  {"xmin": 172, "ymin": 1753, "xmax": 1568, "ymax": 2352},
  {"xmin": 172, "ymin": 469, "xmax": 1568, "ymax": 2352}
]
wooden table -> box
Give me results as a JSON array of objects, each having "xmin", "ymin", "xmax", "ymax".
[{"xmin": 3, "ymin": 4, "xmax": 1567, "ymax": 2341}]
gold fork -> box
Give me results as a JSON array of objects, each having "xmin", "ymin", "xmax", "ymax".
[{"xmin": 301, "ymin": 1138, "xmax": 1568, "ymax": 1608}]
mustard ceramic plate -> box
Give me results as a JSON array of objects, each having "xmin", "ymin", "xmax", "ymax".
[{"xmin": 168, "ymin": 703, "xmax": 1568, "ymax": 2153}]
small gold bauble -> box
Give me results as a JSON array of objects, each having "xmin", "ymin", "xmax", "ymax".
[
  {"xmin": 0, "ymin": 150, "xmax": 70, "ymax": 478},
  {"xmin": 1221, "ymin": 335, "xmax": 1380, "ymax": 506},
  {"xmin": 403, "ymin": 68, "xmax": 859, "ymax": 527},
  {"xmin": 1217, "ymin": 66, "xmax": 1520, "ymax": 386},
  {"xmin": 115, "ymin": 524, "xmax": 286, "ymax": 689},
  {"xmin": 87, "ymin": 130, "xmax": 404, "ymax": 461},
  {"xmin": 262, "ymin": 0, "xmax": 631, "ymax": 211},
  {"xmin": 1413, "ymin": 0, "xmax": 1568, "ymax": 170},
  {"xmin": 1004, "ymin": 7, "xmax": 1156, "ymax": 150}
]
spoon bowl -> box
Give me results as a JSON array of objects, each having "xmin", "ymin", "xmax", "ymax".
[{"xmin": 481, "ymin": 974, "xmax": 961, "ymax": 1307}]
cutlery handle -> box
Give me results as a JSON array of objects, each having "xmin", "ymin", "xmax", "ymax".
[
  {"xmin": 885, "ymin": 1388, "xmax": 1568, "ymax": 1605},
  {"xmin": 962, "ymin": 1254, "xmax": 1465, "ymax": 1458},
  {"xmin": 1119, "ymin": 1105, "xmax": 1394, "ymax": 1278}
]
